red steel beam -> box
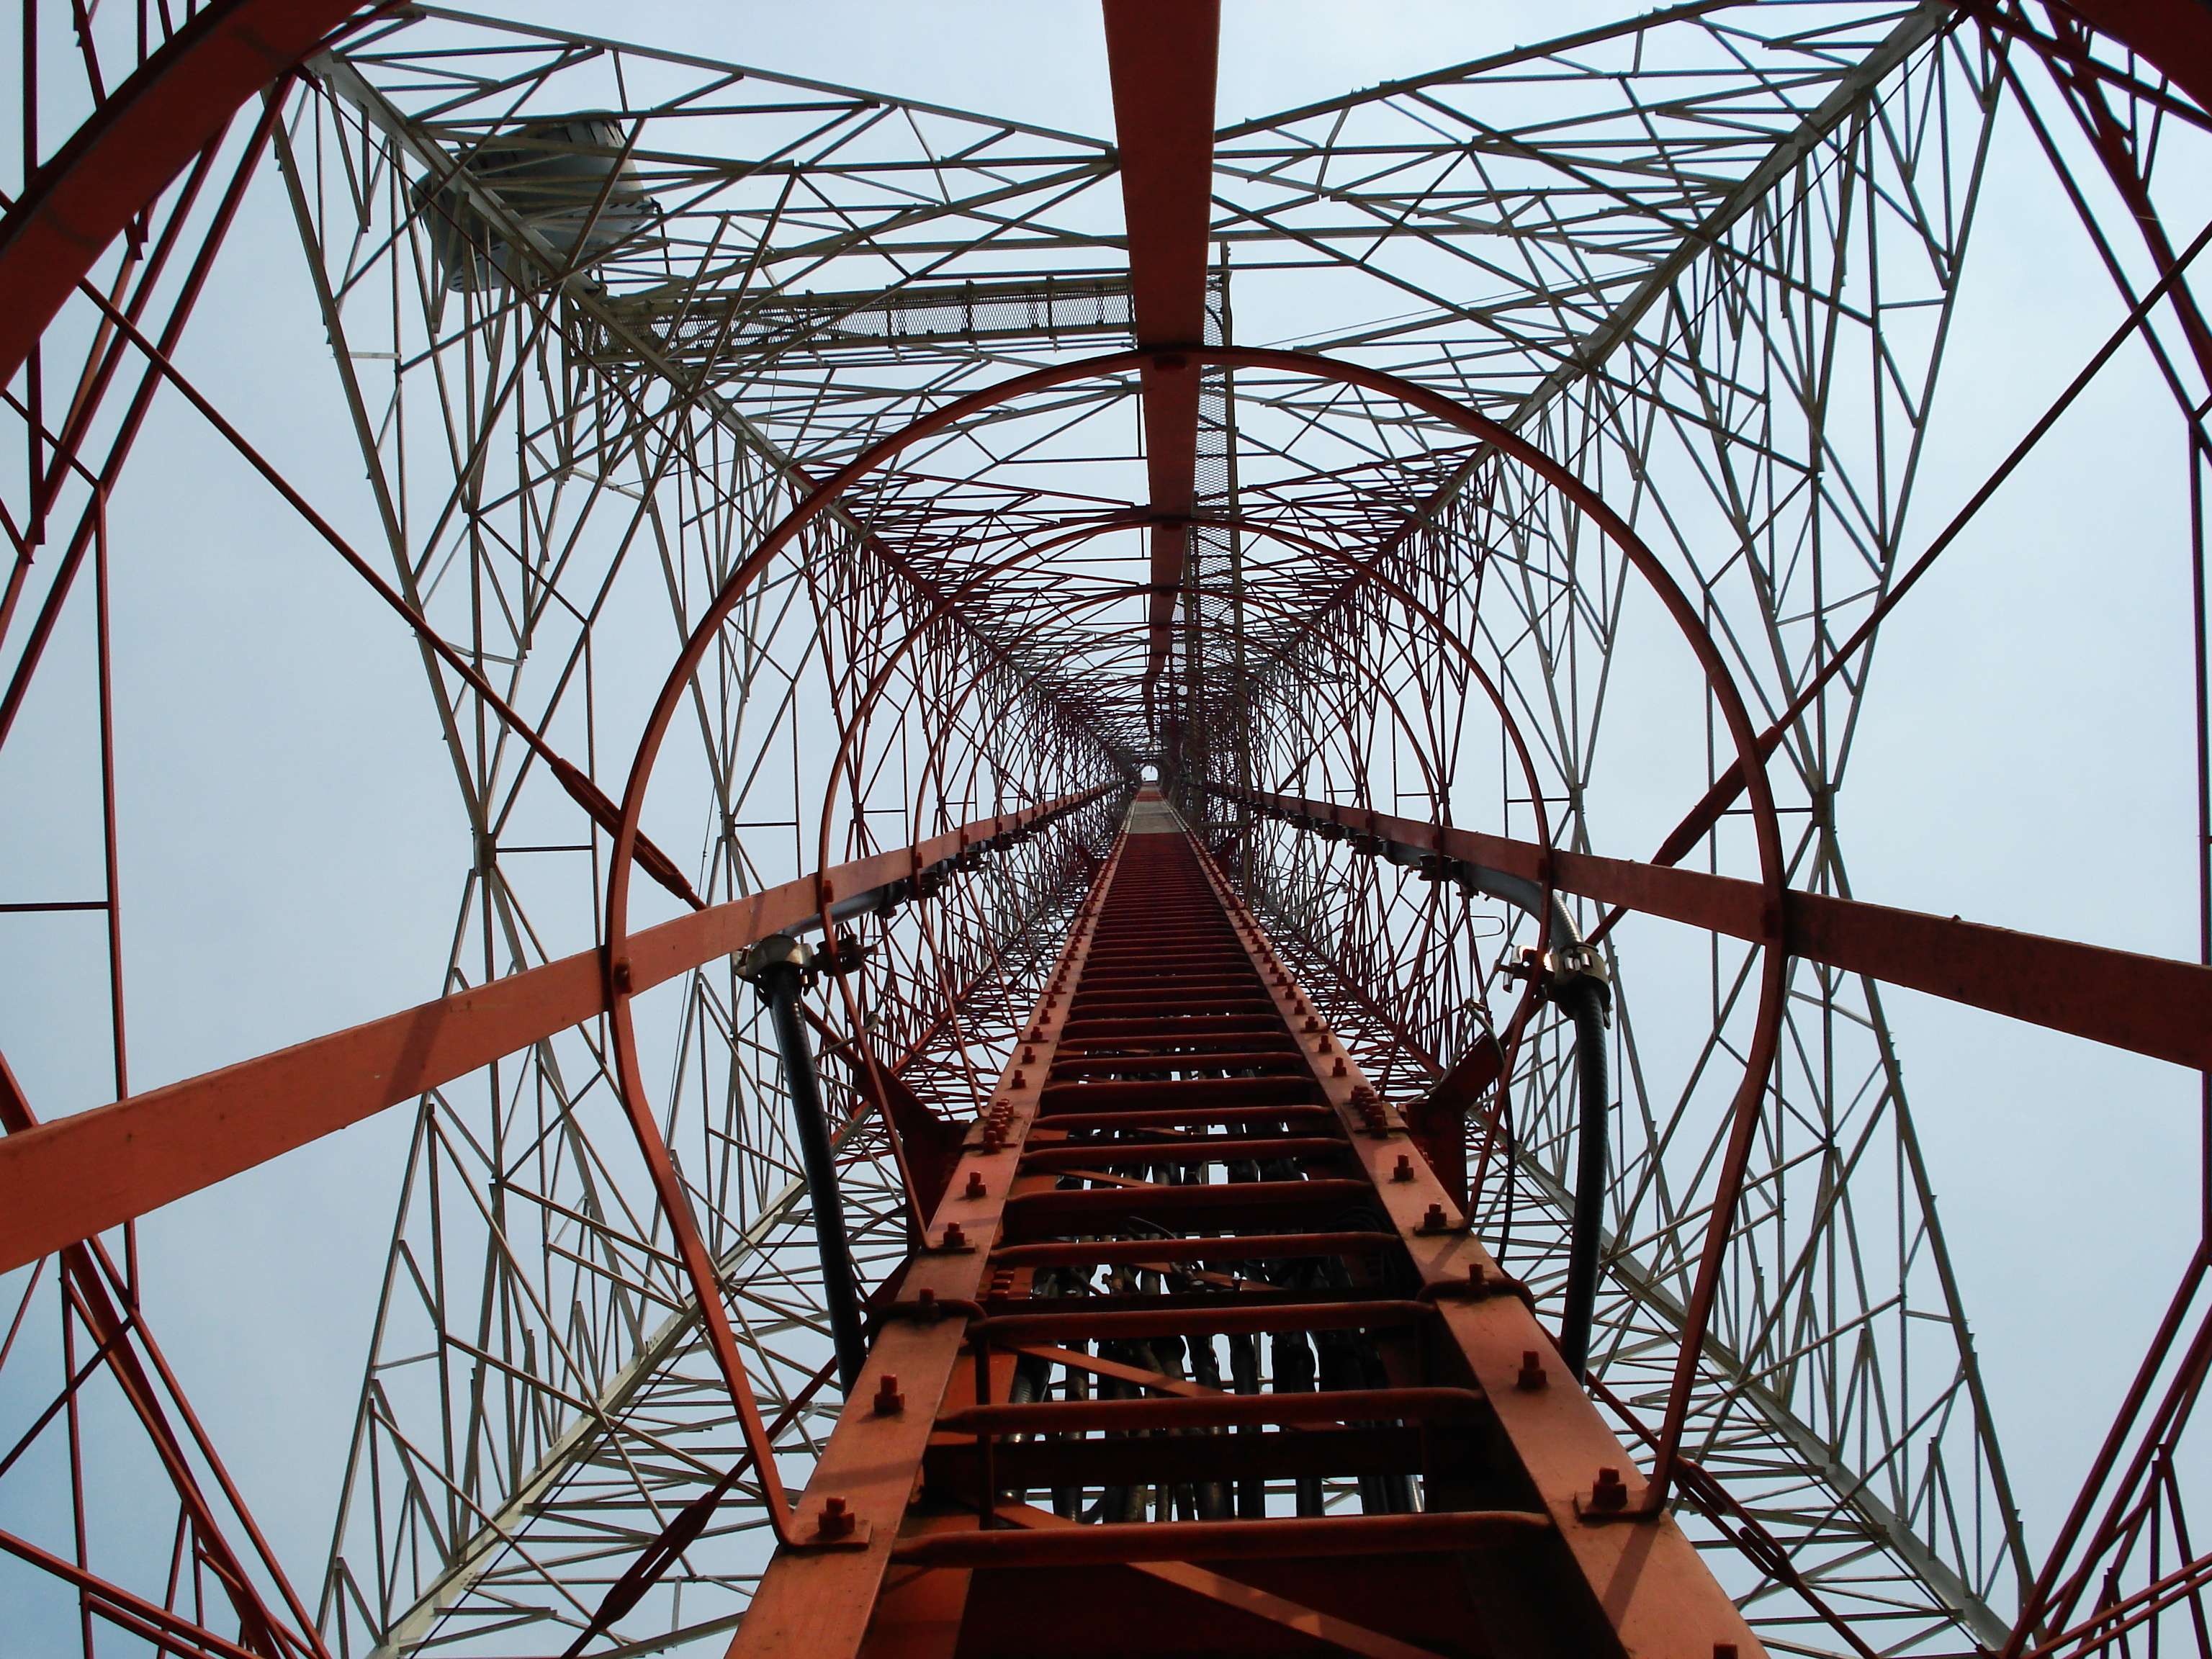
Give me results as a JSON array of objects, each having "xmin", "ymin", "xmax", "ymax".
[
  {"xmin": 1230, "ymin": 786, "xmax": 2212, "ymax": 1072},
  {"xmin": 2052, "ymin": 0, "xmax": 2212, "ymax": 114},
  {"xmin": 1102, "ymin": 0, "xmax": 1220, "ymax": 714},
  {"xmin": 0, "ymin": 1527, "xmax": 273, "ymax": 1659},
  {"xmin": 0, "ymin": 788, "xmax": 1110, "ymax": 1275},
  {"xmin": 0, "ymin": 0, "xmax": 370, "ymax": 388},
  {"xmin": 2, "ymin": 1057, "xmax": 325, "ymax": 1659}
]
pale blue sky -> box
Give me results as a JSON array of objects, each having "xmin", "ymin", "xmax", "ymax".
[{"xmin": 0, "ymin": 0, "xmax": 2203, "ymax": 1632}]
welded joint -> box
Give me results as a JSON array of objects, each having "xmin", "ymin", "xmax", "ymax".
[
  {"xmin": 1573, "ymin": 1466, "xmax": 1657, "ymax": 1526},
  {"xmin": 787, "ymin": 1498, "xmax": 873, "ymax": 1551}
]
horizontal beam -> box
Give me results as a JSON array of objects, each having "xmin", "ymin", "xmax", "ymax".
[
  {"xmin": 1228, "ymin": 786, "xmax": 2212, "ymax": 1073},
  {"xmin": 0, "ymin": 787, "xmax": 1114, "ymax": 1276},
  {"xmin": 886, "ymin": 1511, "xmax": 1546, "ymax": 1569},
  {"xmin": 1103, "ymin": 0, "xmax": 1220, "ymax": 709}
]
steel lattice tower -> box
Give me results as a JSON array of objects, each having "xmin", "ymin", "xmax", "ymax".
[{"xmin": 1, "ymin": 4, "xmax": 2208, "ymax": 1657}]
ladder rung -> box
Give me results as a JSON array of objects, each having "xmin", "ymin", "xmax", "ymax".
[
  {"xmin": 971, "ymin": 1298, "xmax": 1430, "ymax": 1343},
  {"xmin": 936, "ymin": 1387, "xmax": 1485, "ymax": 1436},
  {"xmin": 984, "ymin": 1231, "xmax": 1395, "ymax": 1269},
  {"xmin": 887, "ymin": 1510, "xmax": 1550, "ymax": 1568}
]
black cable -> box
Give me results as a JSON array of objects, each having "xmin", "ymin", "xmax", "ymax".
[
  {"xmin": 757, "ymin": 960, "xmax": 868, "ymax": 1395},
  {"xmin": 1556, "ymin": 978, "xmax": 1611, "ymax": 1381}
]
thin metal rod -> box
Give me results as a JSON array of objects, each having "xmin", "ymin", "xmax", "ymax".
[
  {"xmin": 1587, "ymin": 202, "xmax": 2212, "ymax": 939},
  {"xmin": 2197, "ymin": 428, "xmax": 2211, "ymax": 1247}
]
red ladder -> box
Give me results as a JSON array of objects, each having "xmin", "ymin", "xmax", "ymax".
[{"xmin": 733, "ymin": 791, "xmax": 1761, "ymax": 1659}]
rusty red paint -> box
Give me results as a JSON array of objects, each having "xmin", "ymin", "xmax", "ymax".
[
  {"xmin": 0, "ymin": 0, "xmax": 369, "ymax": 387},
  {"xmin": 0, "ymin": 789, "xmax": 1107, "ymax": 1276},
  {"xmin": 1231, "ymin": 784, "xmax": 2212, "ymax": 1072}
]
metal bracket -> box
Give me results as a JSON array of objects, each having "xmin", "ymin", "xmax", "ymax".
[
  {"xmin": 738, "ymin": 934, "xmax": 813, "ymax": 983},
  {"xmin": 787, "ymin": 1501, "xmax": 875, "ymax": 1551}
]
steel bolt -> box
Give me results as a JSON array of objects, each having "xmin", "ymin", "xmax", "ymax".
[
  {"xmin": 964, "ymin": 1172, "xmax": 986, "ymax": 1200},
  {"xmin": 1420, "ymin": 1203, "xmax": 1448, "ymax": 1232},
  {"xmin": 1591, "ymin": 1466, "xmax": 1627, "ymax": 1511},
  {"xmin": 873, "ymin": 1375, "xmax": 905, "ymax": 1416},
  {"xmin": 1714, "ymin": 1647, "xmax": 1738, "ymax": 1659},
  {"xmin": 941, "ymin": 1223, "xmax": 968, "ymax": 1250},
  {"xmin": 1391, "ymin": 1154, "xmax": 1413, "ymax": 1182},
  {"xmin": 1516, "ymin": 1352, "xmax": 1547, "ymax": 1391},
  {"xmin": 818, "ymin": 1496, "xmax": 855, "ymax": 1539}
]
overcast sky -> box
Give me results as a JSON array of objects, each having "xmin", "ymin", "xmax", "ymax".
[{"xmin": 1, "ymin": 0, "xmax": 2206, "ymax": 1638}]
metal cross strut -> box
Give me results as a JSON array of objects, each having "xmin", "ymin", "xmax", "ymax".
[{"xmin": 5, "ymin": 3, "xmax": 2212, "ymax": 1659}]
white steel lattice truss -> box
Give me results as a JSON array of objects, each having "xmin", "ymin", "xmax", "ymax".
[{"xmin": 1, "ymin": 5, "xmax": 2209, "ymax": 1659}]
